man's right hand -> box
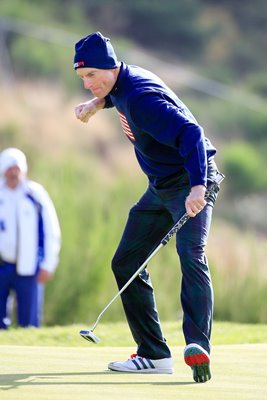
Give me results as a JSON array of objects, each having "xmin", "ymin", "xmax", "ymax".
[
  {"xmin": 75, "ymin": 98, "xmax": 105, "ymax": 123},
  {"xmin": 185, "ymin": 185, "xmax": 207, "ymax": 217}
]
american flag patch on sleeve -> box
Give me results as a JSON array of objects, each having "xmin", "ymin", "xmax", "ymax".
[{"xmin": 118, "ymin": 112, "xmax": 136, "ymax": 141}]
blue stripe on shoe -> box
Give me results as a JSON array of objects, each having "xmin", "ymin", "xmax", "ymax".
[
  {"xmin": 145, "ymin": 358, "xmax": 155, "ymax": 369},
  {"xmin": 138, "ymin": 358, "xmax": 149, "ymax": 369},
  {"xmin": 132, "ymin": 357, "xmax": 156, "ymax": 370},
  {"xmin": 131, "ymin": 359, "xmax": 142, "ymax": 370}
]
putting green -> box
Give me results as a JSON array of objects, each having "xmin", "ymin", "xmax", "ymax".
[{"xmin": 0, "ymin": 344, "xmax": 266, "ymax": 400}]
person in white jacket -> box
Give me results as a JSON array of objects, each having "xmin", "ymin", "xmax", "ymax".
[{"xmin": 0, "ymin": 148, "xmax": 61, "ymax": 329}]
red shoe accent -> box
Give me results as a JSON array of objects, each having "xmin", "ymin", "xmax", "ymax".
[{"xmin": 184, "ymin": 353, "xmax": 209, "ymax": 367}]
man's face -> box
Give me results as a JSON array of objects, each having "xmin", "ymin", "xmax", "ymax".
[
  {"xmin": 76, "ymin": 67, "xmax": 118, "ymax": 98},
  {"xmin": 4, "ymin": 166, "xmax": 23, "ymax": 189}
]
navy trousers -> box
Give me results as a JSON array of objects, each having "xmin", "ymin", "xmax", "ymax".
[
  {"xmin": 0, "ymin": 262, "xmax": 39, "ymax": 329},
  {"xmin": 112, "ymin": 165, "xmax": 219, "ymax": 359}
]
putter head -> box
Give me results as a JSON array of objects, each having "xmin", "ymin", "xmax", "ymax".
[{"xmin": 80, "ymin": 329, "xmax": 100, "ymax": 344}]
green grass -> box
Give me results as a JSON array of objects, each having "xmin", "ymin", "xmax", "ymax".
[
  {"xmin": 1, "ymin": 322, "xmax": 267, "ymax": 400},
  {"xmin": 0, "ymin": 344, "xmax": 267, "ymax": 400},
  {"xmin": 0, "ymin": 321, "xmax": 267, "ymax": 347}
]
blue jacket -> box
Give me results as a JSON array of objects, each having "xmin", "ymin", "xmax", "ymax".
[{"xmin": 105, "ymin": 62, "xmax": 216, "ymax": 187}]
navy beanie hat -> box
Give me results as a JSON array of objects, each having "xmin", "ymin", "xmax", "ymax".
[{"xmin": 74, "ymin": 32, "xmax": 119, "ymax": 70}]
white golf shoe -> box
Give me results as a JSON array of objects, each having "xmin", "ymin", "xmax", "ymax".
[{"xmin": 108, "ymin": 353, "xmax": 173, "ymax": 374}]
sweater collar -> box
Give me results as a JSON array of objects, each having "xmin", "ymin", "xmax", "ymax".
[{"xmin": 109, "ymin": 62, "xmax": 126, "ymax": 96}]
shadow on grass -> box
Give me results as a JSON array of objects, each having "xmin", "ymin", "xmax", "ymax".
[{"xmin": 0, "ymin": 371, "xmax": 194, "ymax": 390}]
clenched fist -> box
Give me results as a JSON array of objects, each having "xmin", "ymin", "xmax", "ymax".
[{"xmin": 75, "ymin": 98, "xmax": 105, "ymax": 123}]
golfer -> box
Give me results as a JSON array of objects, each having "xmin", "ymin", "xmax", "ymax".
[{"xmin": 74, "ymin": 32, "xmax": 222, "ymax": 382}]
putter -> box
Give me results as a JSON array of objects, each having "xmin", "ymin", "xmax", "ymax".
[{"xmin": 80, "ymin": 172, "xmax": 225, "ymax": 344}]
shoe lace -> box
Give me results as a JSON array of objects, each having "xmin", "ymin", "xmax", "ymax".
[{"xmin": 130, "ymin": 353, "xmax": 138, "ymax": 359}]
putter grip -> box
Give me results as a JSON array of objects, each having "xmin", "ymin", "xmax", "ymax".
[{"xmin": 161, "ymin": 172, "xmax": 225, "ymax": 245}]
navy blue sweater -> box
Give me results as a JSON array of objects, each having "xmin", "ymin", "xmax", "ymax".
[{"xmin": 105, "ymin": 62, "xmax": 216, "ymax": 187}]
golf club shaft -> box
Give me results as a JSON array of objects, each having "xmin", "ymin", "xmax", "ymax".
[
  {"xmin": 90, "ymin": 172, "xmax": 225, "ymax": 332},
  {"xmin": 90, "ymin": 242, "xmax": 164, "ymax": 331}
]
